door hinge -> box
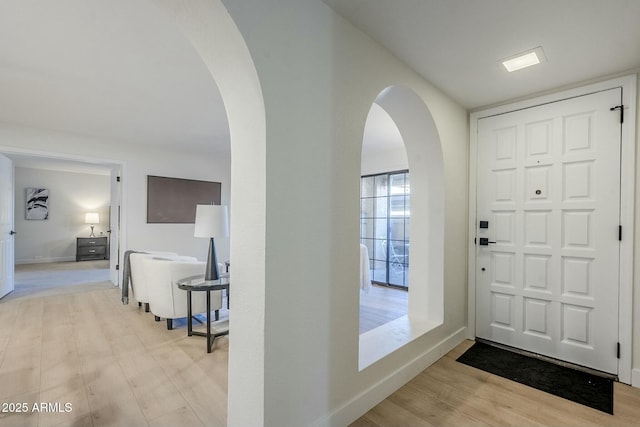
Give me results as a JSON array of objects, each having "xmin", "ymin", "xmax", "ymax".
[
  {"xmin": 116, "ymin": 176, "xmax": 121, "ymax": 182},
  {"xmin": 619, "ymin": 225, "xmax": 622, "ymax": 241},
  {"xmin": 610, "ymin": 105, "xmax": 624, "ymax": 123},
  {"xmin": 116, "ymin": 264, "xmax": 120, "ymax": 271},
  {"xmin": 617, "ymin": 342, "xmax": 621, "ymax": 359}
]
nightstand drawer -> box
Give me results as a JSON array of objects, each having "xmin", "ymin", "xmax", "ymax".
[
  {"xmin": 77, "ymin": 245, "xmax": 106, "ymax": 256},
  {"xmin": 76, "ymin": 236, "xmax": 108, "ymax": 261},
  {"xmin": 77, "ymin": 237, "xmax": 107, "ymax": 247}
]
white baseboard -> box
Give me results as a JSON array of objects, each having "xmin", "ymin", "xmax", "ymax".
[
  {"xmin": 312, "ymin": 327, "xmax": 467, "ymax": 427},
  {"xmin": 632, "ymin": 368, "xmax": 640, "ymax": 388},
  {"xmin": 15, "ymin": 256, "xmax": 76, "ymax": 264}
]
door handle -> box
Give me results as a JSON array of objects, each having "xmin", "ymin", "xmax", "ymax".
[
  {"xmin": 9, "ymin": 230, "xmax": 15, "ymax": 235},
  {"xmin": 478, "ymin": 238, "xmax": 496, "ymax": 246}
]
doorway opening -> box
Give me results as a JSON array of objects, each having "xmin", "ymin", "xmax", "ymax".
[
  {"xmin": 468, "ymin": 75, "xmax": 636, "ymax": 384},
  {"xmin": 474, "ymin": 88, "xmax": 623, "ymax": 376},
  {"xmin": 0, "ymin": 150, "xmax": 123, "ymax": 301}
]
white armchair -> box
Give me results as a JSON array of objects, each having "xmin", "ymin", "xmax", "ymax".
[
  {"xmin": 143, "ymin": 258, "xmax": 223, "ymax": 330},
  {"xmin": 129, "ymin": 252, "xmax": 179, "ymax": 312}
]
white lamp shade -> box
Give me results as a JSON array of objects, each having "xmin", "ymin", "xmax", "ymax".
[
  {"xmin": 194, "ymin": 205, "xmax": 229, "ymax": 238},
  {"xmin": 85, "ymin": 212, "xmax": 99, "ymax": 224}
]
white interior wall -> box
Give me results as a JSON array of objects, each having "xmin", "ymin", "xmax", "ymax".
[
  {"xmin": 220, "ymin": 1, "xmax": 469, "ymax": 425},
  {"xmin": 6, "ymin": 5, "xmax": 635, "ymax": 427},
  {"xmin": 361, "ymin": 102, "xmax": 408, "ymax": 175},
  {"xmin": 14, "ymin": 167, "xmax": 110, "ymax": 264},
  {"xmin": 3, "ymin": 2, "xmax": 637, "ymax": 427},
  {"xmin": 0, "ymin": 123, "xmax": 231, "ymax": 266},
  {"xmin": 361, "ymin": 147, "xmax": 408, "ymax": 176}
]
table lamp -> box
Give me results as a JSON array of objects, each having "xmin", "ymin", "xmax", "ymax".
[
  {"xmin": 194, "ymin": 204, "xmax": 229, "ymax": 280},
  {"xmin": 85, "ymin": 212, "xmax": 99, "ymax": 237}
]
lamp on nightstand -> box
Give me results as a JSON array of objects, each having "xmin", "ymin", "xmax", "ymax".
[
  {"xmin": 194, "ymin": 204, "xmax": 229, "ymax": 281},
  {"xmin": 85, "ymin": 212, "xmax": 99, "ymax": 237}
]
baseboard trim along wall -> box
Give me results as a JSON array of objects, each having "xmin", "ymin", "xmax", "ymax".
[
  {"xmin": 15, "ymin": 256, "xmax": 76, "ymax": 264},
  {"xmin": 312, "ymin": 327, "xmax": 467, "ymax": 427},
  {"xmin": 632, "ymin": 368, "xmax": 640, "ymax": 389}
]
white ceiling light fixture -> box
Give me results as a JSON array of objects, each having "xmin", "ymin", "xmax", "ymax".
[{"xmin": 502, "ymin": 46, "xmax": 546, "ymax": 72}]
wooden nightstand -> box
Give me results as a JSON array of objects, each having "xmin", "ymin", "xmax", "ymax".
[{"xmin": 76, "ymin": 236, "xmax": 109, "ymax": 261}]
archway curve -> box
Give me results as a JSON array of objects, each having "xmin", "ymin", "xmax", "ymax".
[
  {"xmin": 149, "ymin": 1, "xmax": 266, "ymax": 426},
  {"xmin": 376, "ymin": 85, "xmax": 444, "ymax": 321},
  {"xmin": 359, "ymin": 85, "xmax": 445, "ymax": 369}
]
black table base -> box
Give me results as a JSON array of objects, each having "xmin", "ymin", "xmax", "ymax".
[
  {"xmin": 178, "ymin": 275, "xmax": 230, "ymax": 354},
  {"xmin": 185, "ymin": 289, "xmax": 228, "ymax": 353}
]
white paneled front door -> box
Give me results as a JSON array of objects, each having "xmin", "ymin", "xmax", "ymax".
[
  {"xmin": 0, "ymin": 153, "xmax": 15, "ymax": 299},
  {"xmin": 475, "ymin": 88, "xmax": 622, "ymax": 374}
]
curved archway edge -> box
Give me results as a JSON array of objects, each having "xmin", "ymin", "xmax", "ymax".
[
  {"xmin": 150, "ymin": 1, "xmax": 267, "ymax": 426},
  {"xmin": 376, "ymin": 85, "xmax": 444, "ymax": 322}
]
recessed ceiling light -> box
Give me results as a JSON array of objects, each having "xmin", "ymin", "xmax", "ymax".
[{"xmin": 502, "ymin": 46, "xmax": 546, "ymax": 72}]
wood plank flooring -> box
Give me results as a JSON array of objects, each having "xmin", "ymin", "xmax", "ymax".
[
  {"xmin": 351, "ymin": 340, "xmax": 640, "ymax": 427},
  {"xmin": 0, "ymin": 283, "xmax": 229, "ymax": 427},
  {"xmin": 3, "ymin": 265, "xmax": 640, "ymax": 426},
  {"xmin": 359, "ymin": 285, "xmax": 408, "ymax": 334}
]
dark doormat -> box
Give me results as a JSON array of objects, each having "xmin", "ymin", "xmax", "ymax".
[{"xmin": 457, "ymin": 341, "xmax": 614, "ymax": 414}]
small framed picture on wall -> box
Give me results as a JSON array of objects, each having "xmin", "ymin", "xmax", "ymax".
[{"xmin": 26, "ymin": 187, "xmax": 49, "ymax": 220}]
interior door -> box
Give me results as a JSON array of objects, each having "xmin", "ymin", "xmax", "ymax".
[
  {"xmin": 110, "ymin": 166, "xmax": 121, "ymax": 286},
  {"xmin": 475, "ymin": 88, "xmax": 622, "ymax": 374},
  {"xmin": 0, "ymin": 153, "xmax": 15, "ymax": 299}
]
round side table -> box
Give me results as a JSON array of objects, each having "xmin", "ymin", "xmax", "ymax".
[{"xmin": 177, "ymin": 274, "xmax": 230, "ymax": 353}]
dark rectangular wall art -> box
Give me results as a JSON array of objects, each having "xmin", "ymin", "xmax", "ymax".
[
  {"xmin": 26, "ymin": 187, "xmax": 49, "ymax": 220},
  {"xmin": 146, "ymin": 175, "xmax": 221, "ymax": 223}
]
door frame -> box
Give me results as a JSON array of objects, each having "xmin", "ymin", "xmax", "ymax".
[
  {"xmin": 0, "ymin": 153, "xmax": 15, "ymax": 299},
  {"xmin": 467, "ymin": 74, "xmax": 636, "ymax": 384},
  {"xmin": 0, "ymin": 145, "xmax": 127, "ymax": 289}
]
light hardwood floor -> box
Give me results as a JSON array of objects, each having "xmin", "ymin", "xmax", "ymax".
[
  {"xmin": 0, "ymin": 279, "xmax": 229, "ymax": 427},
  {"xmin": 3, "ymin": 267, "xmax": 640, "ymax": 427},
  {"xmin": 351, "ymin": 340, "xmax": 640, "ymax": 427},
  {"xmin": 359, "ymin": 284, "xmax": 408, "ymax": 334}
]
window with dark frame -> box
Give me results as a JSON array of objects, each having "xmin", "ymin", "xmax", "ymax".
[{"xmin": 360, "ymin": 170, "xmax": 410, "ymax": 289}]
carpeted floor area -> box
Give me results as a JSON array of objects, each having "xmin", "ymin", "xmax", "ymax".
[
  {"xmin": 457, "ymin": 341, "xmax": 614, "ymax": 414},
  {"xmin": 5, "ymin": 260, "xmax": 113, "ymax": 302}
]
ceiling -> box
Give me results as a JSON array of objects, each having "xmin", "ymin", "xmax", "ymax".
[
  {"xmin": 0, "ymin": 0, "xmax": 228, "ymax": 156},
  {"xmin": 1, "ymin": 0, "xmax": 639, "ymax": 170},
  {"xmin": 324, "ymin": 0, "xmax": 640, "ymax": 110}
]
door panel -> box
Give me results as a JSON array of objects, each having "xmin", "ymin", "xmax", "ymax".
[
  {"xmin": 476, "ymin": 89, "xmax": 621, "ymax": 374},
  {"xmin": 0, "ymin": 154, "xmax": 15, "ymax": 299},
  {"xmin": 110, "ymin": 167, "xmax": 121, "ymax": 285}
]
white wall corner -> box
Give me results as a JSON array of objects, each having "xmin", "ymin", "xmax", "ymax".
[
  {"xmin": 632, "ymin": 368, "xmax": 640, "ymax": 388},
  {"xmin": 312, "ymin": 327, "xmax": 467, "ymax": 427}
]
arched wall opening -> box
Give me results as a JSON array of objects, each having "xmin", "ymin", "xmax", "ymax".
[
  {"xmin": 0, "ymin": 1, "xmax": 264, "ymax": 425},
  {"xmin": 149, "ymin": 2, "xmax": 267, "ymax": 426},
  {"xmin": 359, "ymin": 85, "xmax": 445, "ymax": 370},
  {"xmin": 359, "ymin": 102, "xmax": 410, "ymax": 333}
]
